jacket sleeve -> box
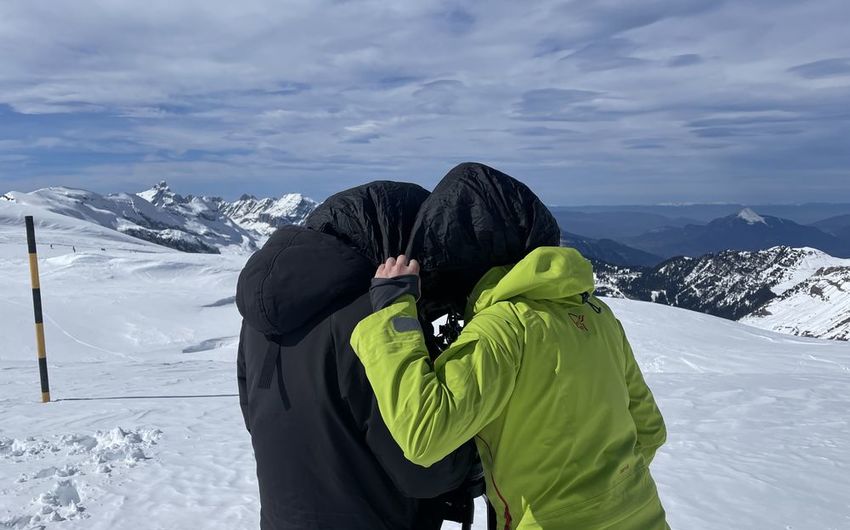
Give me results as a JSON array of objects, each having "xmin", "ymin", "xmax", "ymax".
[
  {"xmin": 619, "ymin": 321, "xmax": 666, "ymax": 465},
  {"xmin": 354, "ymin": 384, "xmax": 476, "ymax": 499},
  {"xmin": 351, "ymin": 295, "xmax": 524, "ymax": 467},
  {"xmin": 336, "ymin": 314, "xmax": 476, "ymax": 499},
  {"xmin": 237, "ymin": 320, "xmax": 250, "ymax": 433}
]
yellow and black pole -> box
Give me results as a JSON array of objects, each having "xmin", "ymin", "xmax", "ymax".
[{"xmin": 25, "ymin": 216, "xmax": 51, "ymax": 403}]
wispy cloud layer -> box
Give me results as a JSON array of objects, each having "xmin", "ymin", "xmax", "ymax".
[{"xmin": 0, "ymin": 0, "xmax": 848, "ymax": 204}]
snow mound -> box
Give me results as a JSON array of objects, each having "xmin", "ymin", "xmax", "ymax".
[
  {"xmin": 0, "ymin": 428, "xmax": 160, "ymax": 528},
  {"xmin": 2, "ymin": 427, "xmax": 161, "ymax": 468}
]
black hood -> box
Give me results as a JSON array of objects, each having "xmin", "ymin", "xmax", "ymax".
[
  {"xmin": 238, "ymin": 181, "xmax": 430, "ymax": 336},
  {"xmin": 408, "ymin": 162, "xmax": 560, "ymax": 318},
  {"xmin": 236, "ymin": 226, "xmax": 373, "ymax": 335},
  {"xmin": 306, "ymin": 181, "xmax": 430, "ymax": 267}
]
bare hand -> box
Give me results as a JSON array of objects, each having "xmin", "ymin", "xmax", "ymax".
[{"xmin": 375, "ymin": 255, "xmax": 420, "ymax": 279}]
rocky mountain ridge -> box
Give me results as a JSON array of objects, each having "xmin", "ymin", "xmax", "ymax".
[
  {"xmin": 593, "ymin": 246, "xmax": 850, "ymax": 341},
  {"xmin": 4, "ymin": 182, "xmax": 317, "ymax": 254}
]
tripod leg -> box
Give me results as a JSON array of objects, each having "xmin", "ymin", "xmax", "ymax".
[{"xmin": 487, "ymin": 498, "xmax": 497, "ymax": 530}]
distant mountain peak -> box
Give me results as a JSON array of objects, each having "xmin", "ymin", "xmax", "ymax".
[
  {"xmin": 137, "ymin": 180, "xmax": 186, "ymax": 207},
  {"xmin": 219, "ymin": 192, "xmax": 318, "ymax": 237},
  {"xmin": 738, "ymin": 208, "xmax": 767, "ymax": 225}
]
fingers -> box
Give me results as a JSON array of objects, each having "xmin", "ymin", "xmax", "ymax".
[{"xmin": 374, "ymin": 255, "xmax": 421, "ymax": 279}]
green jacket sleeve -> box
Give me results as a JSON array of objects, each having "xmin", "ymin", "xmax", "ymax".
[
  {"xmin": 351, "ymin": 295, "xmax": 524, "ymax": 467},
  {"xmin": 619, "ymin": 321, "xmax": 667, "ymax": 465}
]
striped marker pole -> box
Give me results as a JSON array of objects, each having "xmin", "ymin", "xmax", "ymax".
[{"xmin": 25, "ymin": 216, "xmax": 51, "ymax": 403}]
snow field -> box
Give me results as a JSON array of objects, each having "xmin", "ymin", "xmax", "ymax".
[
  {"xmin": 1, "ymin": 361, "xmax": 255, "ymax": 530},
  {"xmin": 1, "ymin": 425, "xmax": 162, "ymax": 528},
  {"xmin": 1, "ymin": 210, "xmax": 849, "ymax": 529}
]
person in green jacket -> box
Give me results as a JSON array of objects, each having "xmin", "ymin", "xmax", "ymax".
[{"xmin": 350, "ymin": 164, "xmax": 670, "ymax": 529}]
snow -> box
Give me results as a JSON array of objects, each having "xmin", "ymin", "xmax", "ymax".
[
  {"xmin": 742, "ymin": 263, "xmax": 850, "ymax": 341},
  {"xmin": 2, "ymin": 205, "xmax": 849, "ymax": 529},
  {"xmin": 768, "ymin": 247, "xmax": 846, "ymax": 295},
  {"xmin": 7, "ymin": 186, "xmax": 255, "ymax": 254},
  {"xmin": 217, "ymin": 193, "xmax": 318, "ymax": 239},
  {"xmin": 742, "ymin": 247, "xmax": 850, "ymax": 340},
  {"xmin": 737, "ymin": 207, "xmax": 767, "ymax": 225}
]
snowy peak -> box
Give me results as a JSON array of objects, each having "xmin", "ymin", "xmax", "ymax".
[
  {"xmin": 137, "ymin": 182, "xmax": 317, "ymax": 237},
  {"xmin": 737, "ymin": 208, "xmax": 766, "ymax": 225},
  {"xmin": 137, "ymin": 180, "xmax": 185, "ymax": 207},
  {"xmin": 5, "ymin": 183, "xmax": 317, "ymax": 255},
  {"xmin": 217, "ymin": 193, "xmax": 318, "ymax": 237},
  {"xmin": 8, "ymin": 186, "xmax": 240, "ymax": 254}
]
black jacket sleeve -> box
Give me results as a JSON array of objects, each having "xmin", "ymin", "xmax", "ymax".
[
  {"xmin": 237, "ymin": 320, "xmax": 250, "ymax": 433},
  {"xmin": 334, "ymin": 314, "xmax": 475, "ymax": 499},
  {"xmin": 360, "ymin": 385, "xmax": 476, "ymax": 499}
]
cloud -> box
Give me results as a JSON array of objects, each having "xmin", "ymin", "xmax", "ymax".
[
  {"xmin": 412, "ymin": 79, "xmax": 465, "ymax": 114},
  {"xmin": 0, "ymin": 0, "xmax": 848, "ymax": 205},
  {"xmin": 560, "ymin": 38, "xmax": 647, "ymax": 72},
  {"xmin": 788, "ymin": 58, "xmax": 850, "ymax": 79},
  {"xmin": 431, "ymin": 6, "xmax": 476, "ymax": 34},
  {"xmin": 510, "ymin": 126, "xmax": 581, "ymax": 137},
  {"xmin": 668, "ymin": 54, "xmax": 704, "ymax": 67},
  {"xmin": 513, "ymin": 89, "xmax": 607, "ymax": 121}
]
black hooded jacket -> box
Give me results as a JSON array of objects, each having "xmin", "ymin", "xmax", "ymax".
[
  {"xmin": 407, "ymin": 162, "xmax": 561, "ymax": 321},
  {"xmin": 236, "ymin": 182, "xmax": 474, "ymax": 530}
]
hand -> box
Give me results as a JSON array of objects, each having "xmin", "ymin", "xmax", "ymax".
[{"xmin": 376, "ymin": 255, "xmax": 420, "ymax": 279}]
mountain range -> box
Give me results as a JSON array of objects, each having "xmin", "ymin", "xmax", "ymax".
[
  {"xmin": 593, "ymin": 246, "xmax": 850, "ymax": 341},
  {"xmin": 3, "ymin": 182, "xmax": 317, "ymax": 254},
  {"xmin": 560, "ymin": 232, "xmax": 662, "ymax": 267},
  {"xmin": 813, "ymin": 214, "xmax": 850, "ymax": 241},
  {"xmin": 621, "ymin": 208, "xmax": 850, "ymax": 260},
  {"xmin": 4, "ymin": 183, "xmax": 849, "ymax": 341},
  {"xmin": 551, "ymin": 202, "xmax": 850, "ymax": 225}
]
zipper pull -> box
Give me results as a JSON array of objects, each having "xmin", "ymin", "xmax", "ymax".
[{"xmin": 581, "ymin": 292, "xmax": 603, "ymax": 314}]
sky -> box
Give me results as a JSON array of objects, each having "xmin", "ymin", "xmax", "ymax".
[{"xmin": 0, "ymin": 0, "xmax": 849, "ymax": 205}]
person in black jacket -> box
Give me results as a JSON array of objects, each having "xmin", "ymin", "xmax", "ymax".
[{"xmin": 236, "ymin": 181, "xmax": 476, "ymax": 530}]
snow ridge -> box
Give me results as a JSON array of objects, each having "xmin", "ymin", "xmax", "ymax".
[
  {"xmin": 594, "ymin": 246, "xmax": 850, "ymax": 340},
  {"xmin": 215, "ymin": 192, "xmax": 318, "ymax": 237},
  {"xmin": 4, "ymin": 182, "xmax": 318, "ymax": 255}
]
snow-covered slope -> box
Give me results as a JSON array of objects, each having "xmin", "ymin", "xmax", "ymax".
[
  {"xmin": 0, "ymin": 195, "xmax": 167, "ymax": 255},
  {"xmin": 595, "ymin": 246, "xmax": 850, "ymax": 340},
  {"xmin": 1, "ymin": 212, "xmax": 849, "ymax": 529},
  {"xmin": 742, "ymin": 253, "xmax": 850, "ymax": 340},
  {"xmin": 0, "ymin": 204, "xmax": 244, "ymax": 363},
  {"xmin": 3, "ymin": 182, "xmax": 317, "ymax": 256},
  {"xmin": 5, "ymin": 186, "xmax": 254, "ymax": 254}
]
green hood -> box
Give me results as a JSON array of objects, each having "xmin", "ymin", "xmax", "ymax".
[{"xmin": 466, "ymin": 246, "xmax": 595, "ymax": 320}]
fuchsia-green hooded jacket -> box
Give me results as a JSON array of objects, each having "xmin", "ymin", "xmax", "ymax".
[{"xmin": 352, "ymin": 246, "xmax": 669, "ymax": 529}]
